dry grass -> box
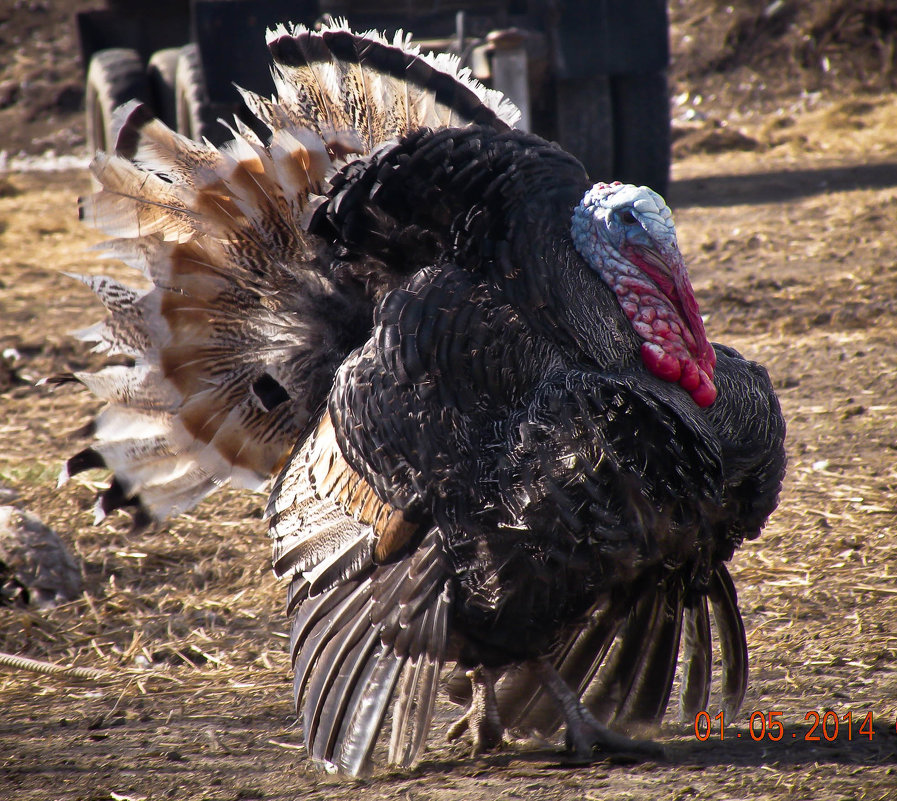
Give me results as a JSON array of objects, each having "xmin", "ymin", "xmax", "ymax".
[{"xmin": 2, "ymin": 110, "xmax": 897, "ymax": 800}]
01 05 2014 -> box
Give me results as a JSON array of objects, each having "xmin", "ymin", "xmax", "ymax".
[{"xmin": 693, "ymin": 709, "xmax": 882, "ymax": 742}]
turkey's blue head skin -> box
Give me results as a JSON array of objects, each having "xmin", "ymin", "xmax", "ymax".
[{"xmin": 571, "ymin": 182, "xmax": 717, "ymax": 407}]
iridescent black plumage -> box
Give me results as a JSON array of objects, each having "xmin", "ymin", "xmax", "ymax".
[{"xmin": 63, "ymin": 21, "xmax": 786, "ymax": 776}]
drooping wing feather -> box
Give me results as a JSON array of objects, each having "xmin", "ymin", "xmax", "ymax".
[
  {"xmin": 265, "ymin": 394, "xmax": 452, "ymax": 775},
  {"xmin": 602, "ymin": 583, "xmax": 685, "ymax": 728},
  {"xmin": 708, "ymin": 564, "xmax": 749, "ymax": 718},
  {"xmin": 276, "ymin": 518, "xmax": 450, "ymax": 775},
  {"xmin": 496, "ymin": 593, "xmax": 631, "ymax": 737},
  {"xmin": 678, "ymin": 595, "xmax": 713, "ymax": 722}
]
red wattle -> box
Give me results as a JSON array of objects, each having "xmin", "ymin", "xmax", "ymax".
[
  {"xmin": 613, "ymin": 246, "xmax": 718, "ymax": 407},
  {"xmin": 691, "ymin": 378, "xmax": 717, "ymax": 407},
  {"xmin": 641, "ymin": 342, "xmax": 681, "ymax": 381},
  {"xmin": 678, "ymin": 360, "xmax": 700, "ymax": 392}
]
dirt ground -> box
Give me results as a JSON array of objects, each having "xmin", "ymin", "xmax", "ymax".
[{"xmin": 2, "ymin": 2, "xmax": 897, "ymax": 800}]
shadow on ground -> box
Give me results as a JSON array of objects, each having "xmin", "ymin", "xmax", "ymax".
[{"xmin": 671, "ymin": 162, "xmax": 897, "ymax": 208}]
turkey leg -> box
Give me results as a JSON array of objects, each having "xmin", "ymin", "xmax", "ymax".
[
  {"xmin": 446, "ymin": 666, "xmax": 505, "ymax": 753},
  {"xmin": 530, "ymin": 657, "xmax": 665, "ymax": 762}
]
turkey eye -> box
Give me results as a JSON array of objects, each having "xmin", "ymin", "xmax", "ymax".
[{"xmin": 618, "ymin": 210, "xmax": 638, "ymax": 225}]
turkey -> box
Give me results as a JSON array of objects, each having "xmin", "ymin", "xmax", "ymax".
[{"xmin": 57, "ymin": 21, "xmax": 786, "ymax": 776}]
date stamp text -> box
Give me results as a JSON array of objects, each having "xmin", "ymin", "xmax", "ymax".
[{"xmin": 692, "ymin": 710, "xmax": 890, "ymax": 742}]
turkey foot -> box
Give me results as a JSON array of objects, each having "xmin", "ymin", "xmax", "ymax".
[
  {"xmin": 446, "ymin": 666, "xmax": 504, "ymax": 754},
  {"xmin": 530, "ymin": 658, "xmax": 665, "ymax": 763}
]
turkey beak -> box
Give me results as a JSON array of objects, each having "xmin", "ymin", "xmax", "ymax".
[
  {"xmin": 636, "ymin": 244, "xmax": 675, "ymax": 279},
  {"xmin": 630, "ymin": 242, "xmax": 681, "ymax": 304}
]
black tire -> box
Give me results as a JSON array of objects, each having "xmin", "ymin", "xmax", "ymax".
[
  {"xmin": 175, "ymin": 44, "xmax": 218, "ymax": 142},
  {"xmin": 554, "ymin": 75, "xmax": 615, "ymax": 185},
  {"xmin": 147, "ymin": 48, "xmax": 181, "ymax": 130},
  {"xmin": 610, "ymin": 70, "xmax": 671, "ymax": 197},
  {"xmin": 85, "ymin": 48, "xmax": 151, "ymax": 153}
]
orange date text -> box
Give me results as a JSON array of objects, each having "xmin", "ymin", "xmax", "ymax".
[{"xmin": 693, "ymin": 709, "xmax": 877, "ymax": 742}]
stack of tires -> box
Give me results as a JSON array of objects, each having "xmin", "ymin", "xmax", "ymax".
[{"xmin": 85, "ymin": 44, "xmax": 217, "ymax": 152}]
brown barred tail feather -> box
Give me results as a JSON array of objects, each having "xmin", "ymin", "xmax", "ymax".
[
  {"xmin": 62, "ymin": 100, "xmax": 361, "ymax": 521},
  {"xmin": 264, "ymin": 20, "xmax": 519, "ymax": 154}
]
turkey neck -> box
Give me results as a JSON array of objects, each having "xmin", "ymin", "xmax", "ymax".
[{"xmin": 497, "ymin": 220, "xmax": 645, "ymax": 373}]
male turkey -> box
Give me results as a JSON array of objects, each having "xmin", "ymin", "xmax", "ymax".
[{"xmin": 60, "ymin": 21, "xmax": 786, "ymax": 775}]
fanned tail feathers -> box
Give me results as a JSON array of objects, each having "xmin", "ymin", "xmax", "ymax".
[
  {"xmin": 264, "ymin": 20, "xmax": 520, "ymax": 155},
  {"xmin": 64, "ymin": 20, "xmax": 520, "ymax": 525},
  {"xmin": 64, "ymin": 100, "xmax": 351, "ymax": 520}
]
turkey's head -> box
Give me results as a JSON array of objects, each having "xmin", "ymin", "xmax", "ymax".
[{"xmin": 571, "ymin": 182, "xmax": 717, "ymax": 407}]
